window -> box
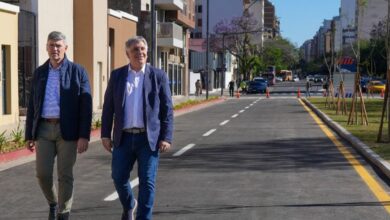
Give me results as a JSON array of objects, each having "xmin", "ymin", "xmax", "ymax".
[
  {"xmin": 1, "ymin": 45, "xmax": 11, "ymax": 115},
  {"xmin": 197, "ymin": 5, "xmax": 202, "ymax": 13},
  {"xmin": 168, "ymin": 64, "xmax": 173, "ymax": 93},
  {"xmin": 197, "ymin": 19, "xmax": 202, "ymax": 27},
  {"xmin": 173, "ymin": 65, "xmax": 178, "ymax": 95},
  {"xmin": 146, "ymin": 3, "xmax": 150, "ymax": 11}
]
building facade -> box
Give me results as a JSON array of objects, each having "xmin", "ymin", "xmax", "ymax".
[
  {"xmin": 340, "ymin": 0, "xmax": 356, "ymax": 47},
  {"xmin": 357, "ymin": 0, "xmax": 387, "ymax": 41},
  {"xmin": 0, "ymin": 2, "xmax": 19, "ymax": 132},
  {"xmin": 74, "ymin": 0, "xmax": 108, "ymax": 110}
]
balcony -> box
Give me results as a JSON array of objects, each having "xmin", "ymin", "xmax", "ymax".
[
  {"xmin": 155, "ymin": 0, "xmax": 183, "ymax": 10},
  {"xmin": 157, "ymin": 22, "xmax": 183, "ymax": 48}
]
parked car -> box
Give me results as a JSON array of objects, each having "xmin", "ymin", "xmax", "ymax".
[
  {"xmin": 247, "ymin": 80, "xmax": 268, "ymax": 94},
  {"xmin": 306, "ymin": 75, "xmax": 315, "ymax": 82},
  {"xmin": 313, "ymin": 75, "xmax": 324, "ymax": 83},
  {"xmin": 293, "ymin": 75, "xmax": 300, "ymax": 82},
  {"xmin": 275, "ymin": 76, "xmax": 283, "ymax": 82},
  {"xmin": 367, "ymin": 80, "xmax": 386, "ymax": 93},
  {"xmin": 254, "ymin": 77, "xmax": 269, "ymax": 86}
]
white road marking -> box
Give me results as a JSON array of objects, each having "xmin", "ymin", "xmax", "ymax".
[
  {"xmin": 220, "ymin": 120, "xmax": 229, "ymax": 126},
  {"xmin": 245, "ymin": 106, "xmax": 250, "ymax": 109},
  {"xmin": 104, "ymin": 178, "xmax": 139, "ymax": 201},
  {"xmin": 232, "ymin": 114, "xmax": 239, "ymax": 118},
  {"xmin": 239, "ymin": 110, "xmax": 245, "ymax": 113},
  {"xmin": 203, "ymin": 129, "xmax": 217, "ymax": 136},
  {"xmin": 173, "ymin": 143, "xmax": 196, "ymax": 157}
]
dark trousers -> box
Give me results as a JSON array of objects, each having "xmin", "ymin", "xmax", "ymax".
[{"xmin": 112, "ymin": 132, "xmax": 159, "ymax": 220}]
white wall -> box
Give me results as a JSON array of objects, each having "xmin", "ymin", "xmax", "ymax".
[
  {"xmin": 189, "ymin": 71, "xmax": 201, "ymax": 94},
  {"xmin": 358, "ymin": 0, "xmax": 387, "ymax": 40},
  {"xmin": 340, "ymin": 0, "xmax": 356, "ymax": 46},
  {"xmin": 20, "ymin": 0, "xmax": 74, "ymax": 65}
]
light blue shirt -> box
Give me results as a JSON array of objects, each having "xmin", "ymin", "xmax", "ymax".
[
  {"xmin": 41, "ymin": 64, "xmax": 61, "ymax": 118},
  {"xmin": 123, "ymin": 64, "xmax": 145, "ymax": 129}
]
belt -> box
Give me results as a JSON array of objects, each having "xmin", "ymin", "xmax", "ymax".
[
  {"xmin": 41, "ymin": 118, "xmax": 60, "ymax": 124},
  {"xmin": 123, "ymin": 128, "xmax": 146, "ymax": 134}
]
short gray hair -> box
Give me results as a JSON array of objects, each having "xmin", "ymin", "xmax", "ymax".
[
  {"xmin": 125, "ymin": 36, "xmax": 148, "ymax": 49},
  {"xmin": 47, "ymin": 31, "xmax": 67, "ymax": 45}
]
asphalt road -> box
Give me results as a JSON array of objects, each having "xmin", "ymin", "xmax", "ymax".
[{"xmin": 1, "ymin": 97, "xmax": 390, "ymax": 219}]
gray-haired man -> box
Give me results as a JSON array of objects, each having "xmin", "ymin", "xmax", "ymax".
[{"xmin": 25, "ymin": 31, "xmax": 92, "ymax": 220}]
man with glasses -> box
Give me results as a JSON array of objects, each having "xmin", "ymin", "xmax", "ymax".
[{"xmin": 25, "ymin": 31, "xmax": 92, "ymax": 220}]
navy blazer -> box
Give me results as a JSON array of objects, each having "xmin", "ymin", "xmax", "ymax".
[
  {"xmin": 25, "ymin": 56, "xmax": 93, "ymax": 141},
  {"xmin": 101, "ymin": 64, "xmax": 174, "ymax": 151}
]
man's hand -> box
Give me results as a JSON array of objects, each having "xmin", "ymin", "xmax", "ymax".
[
  {"xmin": 159, "ymin": 141, "xmax": 171, "ymax": 153},
  {"xmin": 102, "ymin": 138, "xmax": 112, "ymax": 153},
  {"xmin": 77, "ymin": 138, "xmax": 89, "ymax": 154},
  {"xmin": 26, "ymin": 140, "xmax": 35, "ymax": 152}
]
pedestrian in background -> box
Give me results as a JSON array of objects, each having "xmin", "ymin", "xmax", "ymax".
[
  {"xmin": 25, "ymin": 31, "xmax": 92, "ymax": 220},
  {"xmin": 195, "ymin": 79, "xmax": 202, "ymax": 96},
  {"xmin": 229, "ymin": 80, "xmax": 235, "ymax": 97},
  {"xmin": 306, "ymin": 80, "xmax": 312, "ymax": 97},
  {"xmin": 101, "ymin": 36, "xmax": 174, "ymax": 220}
]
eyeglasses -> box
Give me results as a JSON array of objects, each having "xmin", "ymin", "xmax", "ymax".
[{"xmin": 47, "ymin": 43, "xmax": 64, "ymax": 49}]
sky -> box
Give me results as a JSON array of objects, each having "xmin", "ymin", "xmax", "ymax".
[{"xmin": 269, "ymin": 0, "xmax": 340, "ymax": 47}]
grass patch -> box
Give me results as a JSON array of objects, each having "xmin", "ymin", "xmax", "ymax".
[
  {"xmin": 307, "ymin": 97, "xmax": 390, "ymax": 160},
  {"xmin": 173, "ymin": 96, "xmax": 220, "ymax": 110}
]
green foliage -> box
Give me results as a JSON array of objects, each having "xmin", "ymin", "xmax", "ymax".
[
  {"xmin": 92, "ymin": 118, "xmax": 102, "ymax": 129},
  {"xmin": 173, "ymin": 96, "xmax": 219, "ymax": 110},
  {"xmin": 11, "ymin": 125, "xmax": 24, "ymax": 146},
  {"xmin": 0, "ymin": 130, "xmax": 7, "ymax": 151},
  {"xmin": 308, "ymin": 98, "xmax": 389, "ymax": 159}
]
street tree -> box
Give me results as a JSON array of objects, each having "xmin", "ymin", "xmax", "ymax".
[
  {"xmin": 210, "ymin": 12, "xmax": 261, "ymax": 81},
  {"xmin": 347, "ymin": 0, "xmax": 369, "ymax": 126}
]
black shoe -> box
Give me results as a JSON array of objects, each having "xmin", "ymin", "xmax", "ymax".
[
  {"xmin": 57, "ymin": 212, "xmax": 69, "ymax": 220},
  {"xmin": 48, "ymin": 204, "xmax": 57, "ymax": 220}
]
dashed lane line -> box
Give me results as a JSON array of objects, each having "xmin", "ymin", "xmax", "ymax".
[
  {"xmin": 104, "ymin": 178, "xmax": 139, "ymax": 201},
  {"xmin": 232, "ymin": 114, "xmax": 239, "ymax": 118},
  {"xmin": 203, "ymin": 129, "xmax": 217, "ymax": 136},
  {"xmin": 220, "ymin": 120, "xmax": 229, "ymax": 126},
  {"xmin": 239, "ymin": 110, "xmax": 245, "ymax": 113},
  {"xmin": 173, "ymin": 143, "xmax": 196, "ymax": 157}
]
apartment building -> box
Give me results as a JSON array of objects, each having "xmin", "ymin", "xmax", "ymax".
[
  {"xmin": 109, "ymin": 0, "xmax": 195, "ymax": 96},
  {"xmin": 189, "ymin": 0, "xmax": 242, "ymax": 91},
  {"xmin": 155, "ymin": 0, "xmax": 195, "ymax": 96},
  {"xmin": 74, "ymin": 0, "xmax": 108, "ymax": 110},
  {"xmin": 243, "ymin": 0, "xmax": 264, "ymax": 47},
  {"xmin": 263, "ymin": 0, "xmax": 279, "ymax": 40},
  {"xmin": 0, "ymin": 2, "xmax": 19, "ymax": 132},
  {"xmin": 340, "ymin": 0, "xmax": 356, "ymax": 47},
  {"xmin": 107, "ymin": 10, "xmax": 138, "ymax": 70},
  {"xmin": 357, "ymin": 0, "xmax": 387, "ymax": 40}
]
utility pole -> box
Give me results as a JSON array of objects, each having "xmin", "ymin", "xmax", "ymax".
[
  {"xmin": 205, "ymin": 0, "xmax": 209, "ymax": 100},
  {"xmin": 151, "ymin": 0, "xmax": 156, "ymax": 66},
  {"xmin": 377, "ymin": 0, "xmax": 390, "ymax": 142}
]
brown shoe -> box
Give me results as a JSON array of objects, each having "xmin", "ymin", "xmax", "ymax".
[{"xmin": 121, "ymin": 200, "xmax": 137, "ymax": 220}]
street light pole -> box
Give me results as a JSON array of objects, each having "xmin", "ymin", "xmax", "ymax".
[
  {"xmin": 221, "ymin": 33, "xmax": 226, "ymax": 96},
  {"xmin": 205, "ymin": 0, "xmax": 209, "ymax": 100},
  {"xmin": 151, "ymin": 0, "xmax": 156, "ymax": 66}
]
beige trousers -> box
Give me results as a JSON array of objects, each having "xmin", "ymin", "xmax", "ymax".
[{"xmin": 36, "ymin": 121, "xmax": 77, "ymax": 214}]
